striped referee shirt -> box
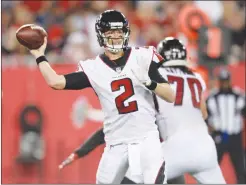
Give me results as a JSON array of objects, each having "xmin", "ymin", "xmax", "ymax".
[{"xmin": 206, "ymin": 87, "xmax": 245, "ymax": 135}]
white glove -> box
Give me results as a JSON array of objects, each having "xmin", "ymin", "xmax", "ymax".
[{"xmin": 131, "ymin": 64, "xmax": 152, "ymax": 86}]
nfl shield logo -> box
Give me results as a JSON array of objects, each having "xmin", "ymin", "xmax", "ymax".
[{"xmin": 116, "ymin": 67, "xmax": 121, "ymax": 73}]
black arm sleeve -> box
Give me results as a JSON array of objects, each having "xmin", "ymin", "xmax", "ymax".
[
  {"xmin": 64, "ymin": 72, "xmax": 92, "ymax": 90},
  {"xmin": 148, "ymin": 61, "xmax": 168, "ymax": 84},
  {"xmin": 74, "ymin": 127, "xmax": 105, "ymax": 158}
]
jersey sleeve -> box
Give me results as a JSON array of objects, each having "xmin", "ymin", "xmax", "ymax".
[
  {"xmin": 143, "ymin": 46, "xmax": 164, "ymax": 66},
  {"xmin": 136, "ymin": 46, "xmax": 166, "ymax": 83},
  {"xmin": 64, "ymin": 60, "xmax": 92, "ymax": 90},
  {"xmin": 137, "ymin": 46, "xmax": 164, "ymax": 67},
  {"xmin": 148, "ymin": 46, "xmax": 166, "ymax": 83},
  {"xmin": 152, "ymin": 49, "xmax": 164, "ymax": 67},
  {"xmin": 76, "ymin": 61, "xmax": 83, "ymax": 72}
]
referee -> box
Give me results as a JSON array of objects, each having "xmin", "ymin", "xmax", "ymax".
[{"xmin": 206, "ymin": 69, "xmax": 246, "ymax": 184}]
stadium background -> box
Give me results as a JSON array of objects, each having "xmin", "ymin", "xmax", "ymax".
[{"xmin": 1, "ymin": 1, "xmax": 245, "ymax": 184}]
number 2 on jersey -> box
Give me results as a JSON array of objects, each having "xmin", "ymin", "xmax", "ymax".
[
  {"xmin": 111, "ymin": 78, "xmax": 138, "ymax": 114},
  {"xmin": 167, "ymin": 75, "xmax": 202, "ymax": 108}
]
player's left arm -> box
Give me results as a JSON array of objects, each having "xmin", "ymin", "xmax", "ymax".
[
  {"xmin": 132, "ymin": 47, "xmax": 175, "ymax": 103},
  {"xmin": 148, "ymin": 60, "xmax": 175, "ymax": 103},
  {"xmin": 146, "ymin": 49, "xmax": 175, "ymax": 103}
]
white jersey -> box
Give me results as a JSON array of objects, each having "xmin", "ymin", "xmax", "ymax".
[
  {"xmin": 78, "ymin": 47, "xmax": 161, "ymax": 145},
  {"xmin": 157, "ymin": 65, "xmax": 207, "ymax": 139}
]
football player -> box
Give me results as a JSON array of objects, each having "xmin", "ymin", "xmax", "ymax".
[
  {"xmin": 152, "ymin": 37, "xmax": 226, "ymax": 184},
  {"xmin": 29, "ymin": 10, "xmax": 175, "ymax": 184},
  {"xmin": 59, "ymin": 37, "xmax": 226, "ymax": 184}
]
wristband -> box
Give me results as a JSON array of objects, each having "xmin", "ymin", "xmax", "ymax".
[
  {"xmin": 36, "ymin": 56, "xmax": 48, "ymax": 65},
  {"xmin": 146, "ymin": 81, "xmax": 157, "ymax": 91}
]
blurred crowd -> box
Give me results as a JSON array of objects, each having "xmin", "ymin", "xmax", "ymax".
[{"xmin": 2, "ymin": 1, "xmax": 245, "ymax": 72}]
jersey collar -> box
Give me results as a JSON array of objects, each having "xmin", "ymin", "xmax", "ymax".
[{"xmin": 99, "ymin": 47, "xmax": 132, "ymax": 72}]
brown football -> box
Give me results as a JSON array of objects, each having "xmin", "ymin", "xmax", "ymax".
[{"xmin": 16, "ymin": 24, "xmax": 47, "ymax": 50}]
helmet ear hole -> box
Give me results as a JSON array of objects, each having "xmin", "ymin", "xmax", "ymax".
[{"xmin": 97, "ymin": 34, "xmax": 104, "ymax": 47}]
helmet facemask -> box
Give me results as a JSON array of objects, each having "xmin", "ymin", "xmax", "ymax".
[
  {"xmin": 98, "ymin": 22, "xmax": 130, "ymax": 53},
  {"xmin": 157, "ymin": 37, "xmax": 187, "ymax": 66},
  {"xmin": 95, "ymin": 10, "xmax": 130, "ymax": 54}
]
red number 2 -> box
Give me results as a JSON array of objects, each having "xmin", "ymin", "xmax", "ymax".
[
  {"xmin": 167, "ymin": 75, "xmax": 203, "ymax": 108},
  {"xmin": 111, "ymin": 78, "xmax": 138, "ymax": 114}
]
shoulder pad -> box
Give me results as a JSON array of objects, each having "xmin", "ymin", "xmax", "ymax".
[
  {"xmin": 134, "ymin": 46, "xmax": 156, "ymax": 51},
  {"xmin": 79, "ymin": 57, "xmax": 96, "ymax": 63}
]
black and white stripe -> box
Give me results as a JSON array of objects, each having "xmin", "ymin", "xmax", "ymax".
[{"xmin": 206, "ymin": 87, "xmax": 245, "ymax": 134}]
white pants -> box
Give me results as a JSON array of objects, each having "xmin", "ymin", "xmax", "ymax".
[
  {"xmin": 96, "ymin": 131, "xmax": 167, "ymax": 184},
  {"xmin": 125, "ymin": 129, "xmax": 226, "ymax": 184}
]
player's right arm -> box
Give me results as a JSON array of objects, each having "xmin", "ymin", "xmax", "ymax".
[
  {"xmin": 29, "ymin": 37, "xmax": 91, "ymax": 90},
  {"xmin": 200, "ymin": 96, "xmax": 208, "ymax": 120},
  {"xmin": 195, "ymin": 73, "xmax": 208, "ymax": 120},
  {"xmin": 59, "ymin": 127, "xmax": 105, "ymax": 169}
]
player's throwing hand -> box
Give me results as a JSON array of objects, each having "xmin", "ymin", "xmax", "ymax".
[{"xmin": 30, "ymin": 36, "xmax": 47, "ymax": 59}]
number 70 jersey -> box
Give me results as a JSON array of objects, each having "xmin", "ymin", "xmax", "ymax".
[
  {"xmin": 156, "ymin": 66, "xmax": 207, "ymax": 138},
  {"xmin": 78, "ymin": 47, "xmax": 160, "ymax": 145}
]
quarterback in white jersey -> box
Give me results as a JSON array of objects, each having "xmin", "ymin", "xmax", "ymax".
[{"xmin": 28, "ymin": 10, "xmax": 175, "ymax": 184}]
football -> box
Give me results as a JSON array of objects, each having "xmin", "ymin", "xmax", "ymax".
[{"xmin": 16, "ymin": 24, "xmax": 47, "ymax": 50}]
